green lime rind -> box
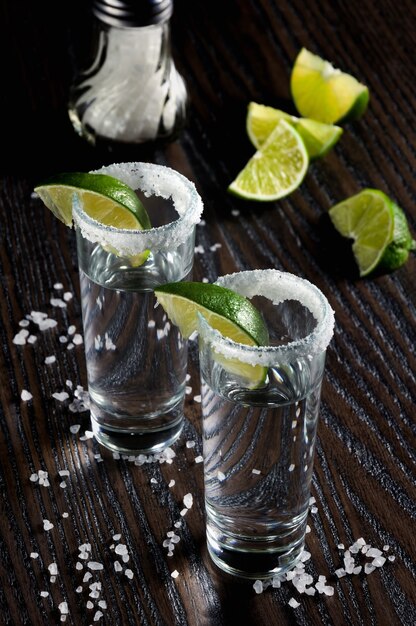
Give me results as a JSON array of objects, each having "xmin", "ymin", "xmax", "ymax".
[
  {"xmin": 155, "ymin": 281, "xmax": 269, "ymax": 346},
  {"xmin": 228, "ymin": 119, "xmax": 309, "ymax": 201},
  {"xmin": 34, "ymin": 172, "xmax": 151, "ymax": 229},
  {"xmin": 379, "ymin": 203, "xmax": 416, "ymax": 272},
  {"xmin": 246, "ymin": 102, "xmax": 343, "ymax": 159},
  {"xmin": 290, "ymin": 47, "xmax": 369, "ymax": 125},
  {"xmin": 329, "ymin": 188, "xmax": 415, "ymax": 277}
]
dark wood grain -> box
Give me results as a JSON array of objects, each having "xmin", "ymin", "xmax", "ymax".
[{"xmin": 0, "ymin": 0, "xmax": 415, "ymax": 624}]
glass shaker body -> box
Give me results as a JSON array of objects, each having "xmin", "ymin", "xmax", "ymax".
[{"xmin": 68, "ymin": 7, "xmax": 187, "ymax": 147}]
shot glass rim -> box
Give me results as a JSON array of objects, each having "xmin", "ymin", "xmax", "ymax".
[
  {"xmin": 72, "ymin": 161, "xmax": 203, "ymax": 255},
  {"xmin": 197, "ymin": 269, "xmax": 335, "ymax": 366}
]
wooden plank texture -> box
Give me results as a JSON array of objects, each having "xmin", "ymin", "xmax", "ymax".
[{"xmin": 0, "ymin": 0, "xmax": 415, "ymax": 624}]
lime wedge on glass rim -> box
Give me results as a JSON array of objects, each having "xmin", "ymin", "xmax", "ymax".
[
  {"xmin": 34, "ymin": 171, "xmax": 152, "ymax": 266},
  {"xmin": 246, "ymin": 101, "xmax": 343, "ymax": 159},
  {"xmin": 154, "ymin": 281, "xmax": 269, "ymax": 388},
  {"xmin": 328, "ymin": 188, "xmax": 415, "ymax": 276},
  {"xmin": 228, "ymin": 119, "xmax": 309, "ymax": 201},
  {"xmin": 291, "ymin": 48, "xmax": 369, "ymax": 124}
]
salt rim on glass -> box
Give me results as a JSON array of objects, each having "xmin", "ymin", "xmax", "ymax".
[
  {"xmin": 198, "ymin": 269, "xmax": 335, "ymax": 366},
  {"xmin": 72, "ymin": 162, "xmax": 203, "ymax": 257}
]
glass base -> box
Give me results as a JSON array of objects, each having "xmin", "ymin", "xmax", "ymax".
[
  {"xmin": 90, "ymin": 410, "xmax": 184, "ymax": 456},
  {"xmin": 206, "ymin": 519, "xmax": 306, "ymax": 580}
]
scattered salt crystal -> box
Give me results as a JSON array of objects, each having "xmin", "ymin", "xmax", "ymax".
[
  {"xmin": 70, "ymin": 424, "xmax": 80, "ymax": 434},
  {"xmin": 67, "ymin": 343, "xmax": 74, "ymax": 350},
  {"xmin": 52, "ymin": 391, "xmax": 69, "ymax": 402},
  {"xmin": 27, "ymin": 335, "xmax": 37, "ymax": 344},
  {"xmin": 194, "ymin": 456, "xmax": 203, "ymax": 463},
  {"xmin": 63, "ymin": 292, "xmax": 73, "ymax": 302},
  {"xmin": 231, "ymin": 209, "xmax": 240, "ymax": 216},
  {"xmin": 335, "ymin": 568, "xmax": 346, "ymax": 578},
  {"xmin": 388, "ymin": 555, "xmax": 396, "ymax": 562},
  {"xmin": 114, "ymin": 561, "xmax": 123, "ymax": 572},
  {"xmin": 337, "ymin": 543, "xmax": 345, "ymax": 550},
  {"xmin": 59, "ymin": 481, "xmax": 67, "ymax": 489},
  {"xmin": 44, "ymin": 355, "xmax": 56, "ymax": 365},
  {"xmin": 86, "ymin": 601, "xmax": 94, "ymax": 609},
  {"xmin": 253, "ymin": 580, "xmax": 263, "ymax": 594},
  {"xmin": 124, "ymin": 569, "xmax": 134, "ymax": 579},
  {"xmin": 288, "ymin": 598, "xmax": 300, "ymax": 608},
  {"xmin": 21, "ymin": 390, "xmax": 33, "ymax": 401},
  {"xmin": 62, "ymin": 512, "xmax": 69, "ymax": 518},
  {"xmin": 50, "ymin": 298, "xmax": 66, "ymax": 308},
  {"xmin": 305, "ymin": 525, "xmax": 311, "ymax": 533},
  {"xmin": 40, "ymin": 591, "xmax": 49, "ymax": 597},
  {"xmin": 180, "ymin": 508, "xmax": 188, "ymax": 517},
  {"xmin": 217, "ymin": 471, "xmax": 226, "ymax": 482},
  {"xmin": 194, "ymin": 245, "xmax": 204, "ymax": 254},
  {"xmin": 13, "ymin": 330, "xmax": 29, "ymax": 344},
  {"xmin": 30, "ymin": 473, "xmax": 38, "ymax": 482},
  {"xmin": 150, "ymin": 477, "xmax": 158, "ymax": 484},
  {"xmin": 98, "ymin": 600, "xmax": 107, "ymax": 609},
  {"xmin": 183, "ymin": 493, "xmax": 193, "ymax": 509},
  {"xmin": 48, "ymin": 563, "xmax": 58, "ymax": 575},
  {"xmin": 305, "ymin": 587, "xmax": 316, "ymax": 596},
  {"xmin": 383, "ymin": 545, "xmax": 390, "ymax": 551},
  {"xmin": 185, "ymin": 386, "xmax": 192, "ymax": 394},
  {"xmin": 202, "ymin": 277, "xmax": 209, "ymax": 283},
  {"xmin": 367, "ymin": 548, "xmax": 383, "ymax": 558},
  {"xmin": 353, "ymin": 566, "xmax": 362, "ymax": 575},
  {"xmin": 38, "ymin": 318, "xmax": 58, "ymax": 331},
  {"xmin": 93, "ymin": 611, "xmax": 103, "ymax": 622},
  {"xmin": 193, "ymin": 394, "xmax": 201, "ymax": 403},
  {"xmin": 58, "ymin": 602, "xmax": 69, "ymax": 614},
  {"xmin": 310, "ymin": 505, "xmax": 318, "ymax": 514},
  {"xmin": 115, "ymin": 544, "xmax": 128, "ymax": 556},
  {"xmin": 73, "ymin": 334, "xmax": 83, "ymax": 345},
  {"xmin": 174, "ymin": 521, "xmax": 182, "ymax": 528},
  {"xmin": 168, "ymin": 479, "xmax": 175, "ymax": 488},
  {"xmin": 54, "ymin": 283, "xmax": 63, "ymax": 290},
  {"xmin": 83, "ymin": 572, "xmax": 93, "ymax": 582},
  {"xmin": 88, "ymin": 561, "xmax": 104, "ymax": 571},
  {"xmin": 186, "ymin": 440, "xmax": 195, "ymax": 448},
  {"xmin": 76, "ymin": 562, "xmax": 83, "ymax": 570},
  {"xmin": 171, "ymin": 570, "xmax": 179, "ymax": 579},
  {"xmin": 30, "ymin": 552, "xmax": 39, "ymax": 559},
  {"xmin": 112, "ymin": 534, "xmax": 121, "ymax": 541},
  {"xmin": 288, "ymin": 464, "xmax": 295, "ymax": 472},
  {"xmin": 299, "ymin": 550, "xmax": 311, "ymax": 562},
  {"xmin": 43, "ymin": 520, "xmax": 54, "ymax": 531},
  {"xmin": 59, "ymin": 336, "xmax": 68, "ymax": 343},
  {"xmin": 75, "ymin": 586, "xmax": 83, "ymax": 593},
  {"xmin": 19, "ymin": 319, "xmax": 30, "ymax": 327},
  {"xmin": 364, "ymin": 563, "xmax": 376, "ymax": 574},
  {"xmin": 372, "ymin": 556, "xmax": 386, "ymax": 568},
  {"xmin": 252, "ymin": 468, "xmax": 261, "ymax": 475}
]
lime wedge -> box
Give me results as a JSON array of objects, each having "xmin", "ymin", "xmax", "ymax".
[
  {"xmin": 34, "ymin": 171, "xmax": 152, "ymax": 266},
  {"xmin": 291, "ymin": 48, "xmax": 369, "ymax": 124},
  {"xmin": 228, "ymin": 119, "xmax": 309, "ymax": 201},
  {"xmin": 34, "ymin": 171, "xmax": 151, "ymax": 230},
  {"xmin": 155, "ymin": 281, "xmax": 269, "ymax": 387},
  {"xmin": 328, "ymin": 189, "xmax": 397, "ymax": 276},
  {"xmin": 247, "ymin": 102, "xmax": 342, "ymax": 159}
]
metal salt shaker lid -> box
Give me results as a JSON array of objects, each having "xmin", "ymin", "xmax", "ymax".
[{"xmin": 92, "ymin": 0, "xmax": 173, "ymax": 27}]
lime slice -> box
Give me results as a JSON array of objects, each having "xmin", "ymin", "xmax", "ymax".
[
  {"xmin": 34, "ymin": 171, "xmax": 152, "ymax": 266},
  {"xmin": 154, "ymin": 281, "xmax": 269, "ymax": 387},
  {"xmin": 291, "ymin": 48, "xmax": 369, "ymax": 124},
  {"xmin": 228, "ymin": 119, "xmax": 309, "ymax": 201},
  {"xmin": 328, "ymin": 189, "xmax": 396, "ymax": 276},
  {"xmin": 34, "ymin": 171, "xmax": 151, "ymax": 229},
  {"xmin": 247, "ymin": 102, "xmax": 342, "ymax": 159}
]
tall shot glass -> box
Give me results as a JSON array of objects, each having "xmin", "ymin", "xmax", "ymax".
[
  {"xmin": 197, "ymin": 269, "xmax": 335, "ymax": 579},
  {"xmin": 73, "ymin": 162, "xmax": 203, "ymax": 455}
]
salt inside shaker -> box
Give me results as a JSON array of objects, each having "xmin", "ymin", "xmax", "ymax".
[{"xmin": 68, "ymin": 0, "xmax": 188, "ymax": 147}]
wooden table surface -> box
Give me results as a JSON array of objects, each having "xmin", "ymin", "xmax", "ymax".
[{"xmin": 0, "ymin": 0, "xmax": 415, "ymax": 624}]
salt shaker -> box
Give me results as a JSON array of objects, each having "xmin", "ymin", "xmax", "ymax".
[{"xmin": 68, "ymin": 0, "xmax": 188, "ymax": 147}]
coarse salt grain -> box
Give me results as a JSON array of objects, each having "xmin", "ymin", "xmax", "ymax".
[
  {"xmin": 125, "ymin": 569, "xmax": 134, "ymax": 579},
  {"xmin": 288, "ymin": 598, "xmax": 300, "ymax": 608},
  {"xmin": 253, "ymin": 580, "xmax": 263, "ymax": 594},
  {"xmin": 217, "ymin": 471, "xmax": 226, "ymax": 481},
  {"xmin": 194, "ymin": 455, "xmax": 203, "ymax": 463},
  {"xmin": 171, "ymin": 570, "xmax": 179, "ymax": 579},
  {"xmin": 183, "ymin": 493, "xmax": 193, "ymax": 509},
  {"xmin": 21, "ymin": 390, "xmax": 33, "ymax": 401},
  {"xmin": 88, "ymin": 562, "xmax": 104, "ymax": 571},
  {"xmin": 52, "ymin": 391, "xmax": 69, "ymax": 402},
  {"xmin": 252, "ymin": 468, "xmax": 261, "ymax": 475},
  {"xmin": 30, "ymin": 552, "xmax": 39, "ymax": 559},
  {"xmin": 193, "ymin": 394, "xmax": 201, "ymax": 403},
  {"xmin": 43, "ymin": 520, "xmax": 54, "ymax": 531},
  {"xmin": 40, "ymin": 591, "xmax": 49, "ymax": 597}
]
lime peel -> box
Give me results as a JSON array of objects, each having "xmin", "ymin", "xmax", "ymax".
[
  {"xmin": 291, "ymin": 47, "xmax": 369, "ymax": 124},
  {"xmin": 228, "ymin": 119, "xmax": 309, "ymax": 201},
  {"xmin": 329, "ymin": 189, "xmax": 414, "ymax": 276}
]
